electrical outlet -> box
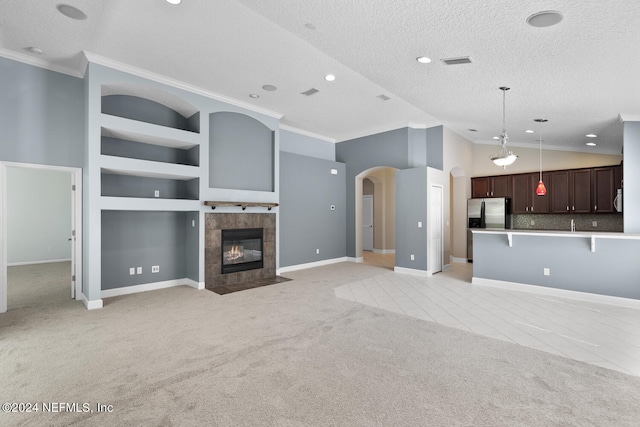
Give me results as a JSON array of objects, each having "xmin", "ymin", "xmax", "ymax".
[
  {"xmin": 152, "ymin": 266, "xmax": 159, "ymax": 273},
  {"xmin": 410, "ymin": 254, "xmax": 415, "ymax": 261},
  {"xmin": 530, "ymin": 220, "xmax": 535, "ymax": 226},
  {"xmin": 316, "ymin": 249, "xmax": 320, "ymax": 254},
  {"xmin": 418, "ymin": 221, "xmax": 422, "ymax": 228},
  {"xmin": 543, "ymin": 268, "xmax": 550, "ymax": 276},
  {"xmin": 592, "ymin": 221, "xmax": 597, "ymax": 227},
  {"xmin": 192, "ymin": 220, "xmax": 195, "ymax": 227},
  {"xmin": 137, "ymin": 267, "xmax": 142, "ymax": 274},
  {"xmin": 154, "ymin": 190, "xmax": 160, "ymax": 198},
  {"xmin": 129, "ymin": 268, "xmax": 135, "ymax": 276}
]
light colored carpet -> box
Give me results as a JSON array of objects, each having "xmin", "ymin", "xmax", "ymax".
[{"xmin": 1, "ymin": 261, "xmax": 640, "ymax": 426}]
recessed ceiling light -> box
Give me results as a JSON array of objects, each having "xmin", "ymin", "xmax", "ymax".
[
  {"xmin": 492, "ymin": 136, "xmax": 500, "ymax": 140},
  {"xmin": 586, "ymin": 133, "xmax": 597, "ymax": 138},
  {"xmin": 416, "ymin": 56, "xmax": 432, "ymax": 64},
  {"xmin": 324, "ymin": 74, "xmax": 336, "ymax": 82},
  {"xmin": 249, "ymin": 94, "xmax": 259, "ymax": 99},
  {"xmin": 24, "ymin": 46, "xmax": 44, "ymax": 55},
  {"xmin": 262, "ymin": 84, "xmax": 277, "ymax": 91},
  {"xmin": 166, "ymin": 0, "xmax": 181, "ymax": 4},
  {"xmin": 526, "ymin": 10, "xmax": 563, "ymax": 28},
  {"xmin": 56, "ymin": 4, "xmax": 87, "ymax": 20},
  {"xmin": 525, "ymin": 129, "xmax": 535, "ymax": 133},
  {"xmin": 586, "ymin": 142, "xmax": 597, "ymax": 146}
]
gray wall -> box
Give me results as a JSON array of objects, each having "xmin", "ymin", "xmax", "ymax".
[
  {"xmin": 101, "ymin": 211, "xmax": 189, "ymax": 290},
  {"xmin": 7, "ymin": 167, "xmax": 71, "ymax": 264},
  {"xmin": 102, "ymin": 136, "xmax": 199, "ymax": 166},
  {"xmin": 336, "ymin": 128, "xmax": 410, "ymax": 257},
  {"xmin": 185, "ymin": 211, "xmax": 199, "ymax": 282},
  {"xmin": 101, "ymin": 174, "xmax": 199, "ymax": 200},
  {"xmin": 280, "ymin": 129, "xmax": 335, "ymax": 161},
  {"xmin": 395, "ymin": 167, "xmax": 428, "ymax": 271},
  {"xmin": 0, "ymin": 56, "xmax": 84, "ymax": 167},
  {"xmin": 279, "ymin": 152, "xmax": 346, "ymax": 267},
  {"xmin": 473, "ymin": 232, "xmax": 640, "ymax": 300},
  {"xmin": 209, "ymin": 112, "xmax": 274, "ymax": 192},
  {"xmin": 427, "ymin": 125, "xmax": 444, "ymax": 171},
  {"xmin": 624, "ymin": 121, "xmax": 640, "ymax": 232}
]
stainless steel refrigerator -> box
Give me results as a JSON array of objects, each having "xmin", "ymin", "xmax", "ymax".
[{"xmin": 467, "ymin": 197, "xmax": 511, "ymax": 261}]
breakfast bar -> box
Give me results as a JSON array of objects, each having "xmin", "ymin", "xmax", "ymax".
[{"xmin": 471, "ymin": 229, "xmax": 640, "ymax": 303}]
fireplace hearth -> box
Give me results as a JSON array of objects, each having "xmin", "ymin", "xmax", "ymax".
[{"xmin": 221, "ymin": 228, "xmax": 263, "ymax": 274}]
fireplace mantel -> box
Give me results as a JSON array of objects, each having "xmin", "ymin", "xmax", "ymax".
[{"xmin": 204, "ymin": 201, "xmax": 279, "ymax": 211}]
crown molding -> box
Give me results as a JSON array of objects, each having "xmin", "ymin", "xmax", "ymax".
[
  {"xmin": 279, "ymin": 124, "xmax": 336, "ymax": 143},
  {"xmin": 0, "ymin": 48, "xmax": 85, "ymax": 78}
]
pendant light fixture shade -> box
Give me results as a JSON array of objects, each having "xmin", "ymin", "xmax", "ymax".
[
  {"xmin": 534, "ymin": 119, "xmax": 548, "ymax": 196},
  {"xmin": 490, "ymin": 87, "xmax": 518, "ymax": 168}
]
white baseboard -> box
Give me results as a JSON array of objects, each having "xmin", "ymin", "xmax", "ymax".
[
  {"xmin": 347, "ymin": 257, "xmax": 364, "ymax": 263},
  {"xmin": 101, "ymin": 278, "xmax": 196, "ymax": 299},
  {"xmin": 472, "ymin": 277, "xmax": 640, "ymax": 310},
  {"xmin": 372, "ymin": 249, "xmax": 396, "ymax": 254},
  {"xmin": 184, "ymin": 279, "xmax": 205, "ymax": 290},
  {"xmin": 394, "ymin": 266, "xmax": 430, "ymax": 277},
  {"xmin": 81, "ymin": 293, "xmax": 103, "ymax": 310},
  {"xmin": 443, "ymin": 264, "xmax": 451, "ymax": 271},
  {"xmin": 450, "ymin": 256, "xmax": 468, "ymax": 264},
  {"xmin": 278, "ymin": 257, "xmax": 348, "ymax": 274},
  {"xmin": 8, "ymin": 258, "xmax": 72, "ymax": 267}
]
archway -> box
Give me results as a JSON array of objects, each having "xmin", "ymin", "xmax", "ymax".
[{"xmin": 354, "ymin": 167, "xmax": 397, "ymax": 262}]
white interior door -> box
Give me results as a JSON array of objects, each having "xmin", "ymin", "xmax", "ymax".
[
  {"xmin": 430, "ymin": 185, "xmax": 443, "ymax": 274},
  {"xmin": 362, "ymin": 195, "xmax": 374, "ymax": 251}
]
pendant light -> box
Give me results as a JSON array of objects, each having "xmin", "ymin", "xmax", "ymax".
[
  {"xmin": 534, "ymin": 118, "xmax": 548, "ymax": 196},
  {"xmin": 490, "ymin": 86, "xmax": 518, "ymax": 168}
]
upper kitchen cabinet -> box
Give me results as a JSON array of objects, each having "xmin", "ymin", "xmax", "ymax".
[
  {"xmin": 471, "ymin": 175, "xmax": 511, "ymax": 198},
  {"xmin": 511, "ymin": 173, "xmax": 548, "ymax": 214},
  {"xmin": 549, "ymin": 169, "xmax": 591, "ymax": 213},
  {"xmin": 592, "ymin": 165, "xmax": 622, "ymax": 213}
]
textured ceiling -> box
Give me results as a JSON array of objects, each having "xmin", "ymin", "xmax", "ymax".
[{"xmin": 1, "ymin": 0, "xmax": 639, "ymax": 154}]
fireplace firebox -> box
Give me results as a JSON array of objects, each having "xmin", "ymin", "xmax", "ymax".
[{"xmin": 221, "ymin": 228, "xmax": 264, "ymax": 274}]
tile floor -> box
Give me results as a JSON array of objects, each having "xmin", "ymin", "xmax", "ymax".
[{"xmin": 334, "ymin": 254, "xmax": 640, "ymax": 377}]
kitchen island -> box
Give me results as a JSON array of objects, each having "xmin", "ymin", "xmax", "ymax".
[{"xmin": 471, "ymin": 229, "xmax": 640, "ymax": 305}]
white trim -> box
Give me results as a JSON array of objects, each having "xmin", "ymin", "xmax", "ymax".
[
  {"xmin": 100, "ymin": 278, "xmax": 195, "ymax": 299},
  {"xmin": 347, "ymin": 257, "xmax": 364, "ymax": 263},
  {"xmin": 443, "ymin": 264, "xmax": 451, "ymax": 271},
  {"xmin": 472, "ymin": 277, "xmax": 640, "ymax": 310},
  {"xmin": 8, "ymin": 258, "xmax": 72, "ymax": 267},
  {"xmin": 184, "ymin": 279, "xmax": 205, "ymax": 290},
  {"xmin": 81, "ymin": 293, "xmax": 103, "ymax": 310},
  {"xmin": 394, "ymin": 266, "xmax": 430, "ymax": 277},
  {"xmin": 84, "ymin": 52, "xmax": 283, "ymax": 121},
  {"xmin": 279, "ymin": 124, "xmax": 336, "ymax": 143},
  {"xmin": 450, "ymin": 256, "xmax": 468, "ymax": 263},
  {"xmin": 277, "ymin": 257, "xmax": 348, "ymax": 274},
  {"xmin": 473, "ymin": 138, "xmax": 622, "ymax": 156},
  {"xmin": 0, "ymin": 48, "xmax": 85, "ymax": 78},
  {"xmin": 0, "ymin": 163, "xmax": 6, "ymax": 313},
  {"xmin": 372, "ymin": 248, "xmax": 396, "ymax": 254}
]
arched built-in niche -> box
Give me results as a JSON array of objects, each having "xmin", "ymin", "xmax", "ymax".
[
  {"xmin": 355, "ymin": 167, "xmax": 397, "ymax": 261},
  {"xmin": 101, "ymin": 83, "xmax": 200, "ymax": 133},
  {"xmin": 209, "ymin": 112, "xmax": 274, "ymax": 192}
]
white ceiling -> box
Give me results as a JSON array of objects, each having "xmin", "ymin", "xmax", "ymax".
[{"xmin": 2, "ymin": 0, "xmax": 639, "ymax": 154}]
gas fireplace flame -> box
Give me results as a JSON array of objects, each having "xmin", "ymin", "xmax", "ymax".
[{"xmin": 226, "ymin": 245, "xmax": 244, "ymax": 262}]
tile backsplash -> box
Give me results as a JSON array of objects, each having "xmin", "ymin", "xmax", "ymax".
[{"xmin": 513, "ymin": 214, "xmax": 623, "ymax": 232}]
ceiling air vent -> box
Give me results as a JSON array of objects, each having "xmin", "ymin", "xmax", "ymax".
[
  {"xmin": 440, "ymin": 56, "xmax": 473, "ymax": 65},
  {"xmin": 376, "ymin": 94, "xmax": 391, "ymax": 101},
  {"xmin": 301, "ymin": 88, "xmax": 319, "ymax": 96}
]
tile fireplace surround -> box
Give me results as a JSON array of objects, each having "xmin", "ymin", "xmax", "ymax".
[{"xmin": 205, "ymin": 212, "xmax": 276, "ymax": 289}]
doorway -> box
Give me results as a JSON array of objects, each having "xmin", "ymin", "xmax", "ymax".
[
  {"xmin": 362, "ymin": 195, "xmax": 374, "ymax": 251},
  {"xmin": 430, "ymin": 184, "xmax": 444, "ymax": 274},
  {"xmin": 0, "ymin": 162, "xmax": 82, "ymax": 313}
]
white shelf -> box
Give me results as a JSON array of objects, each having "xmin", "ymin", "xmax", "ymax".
[
  {"xmin": 100, "ymin": 197, "xmax": 201, "ymax": 211},
  {"xmin": 100, "ymin": 114, "xmax": 201, "ymax": 148},
  {"xmin": 100, "ymin": 155, "xmax": 200, "ymax": 180}
]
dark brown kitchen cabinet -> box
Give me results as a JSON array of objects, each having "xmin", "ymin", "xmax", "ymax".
[
  {"xmin": 592, "ymin": 166, "xmax": 617, "ymax": 213},
  {"xmin": 549, "ymin": 169, "xmax": 590, "ymax": 213},
  {"xmin": 471, "ymin": 175, "xmax": 511, "ymax": 198},
  {"xmin": 511, "ymin": 173, "xmax": 549, "ymax": 214}
]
